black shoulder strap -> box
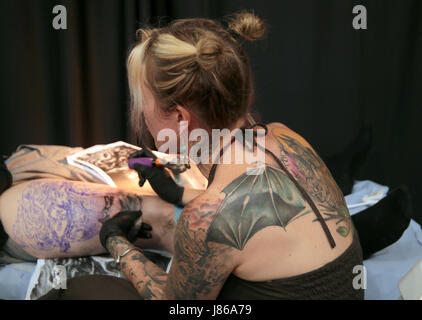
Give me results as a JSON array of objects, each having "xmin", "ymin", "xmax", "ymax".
[
  {"xmin": 207, "ymin": 123, "xmax": 254, "ymax": 187},
  {"xmin": 207, "ymin": 123, "xmax": 336, "ymax": 249}
]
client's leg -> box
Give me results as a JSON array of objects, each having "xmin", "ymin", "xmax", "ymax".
[{"xmin": 0, "ymin": 178, "xmax": 175, "ymax": 259}]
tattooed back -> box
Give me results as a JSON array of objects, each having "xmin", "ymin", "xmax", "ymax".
[{"xmin": 175, "ymin": 122, "xmax": 355, "ymax": 284}]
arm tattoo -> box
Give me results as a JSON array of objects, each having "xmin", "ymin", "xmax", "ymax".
[
  {"xmin": 130, "ymin": 252, "xmax": 167, "ymax": 299},
  {"xmin": 106, "ymin": 235, "xmax": 133, "ymax": 260},
  {"xmin": 97, "ymin": 194, "xmax": 143, "ymax": 224},
  {"xmin": 107, "ymin": 236, "xmax": 167, "ymax": 299},
  {"xmin": 271, "ymin": 127, "xmax": 353, "ymax": 237},
  {"xmin": 97, "ymin": 195, "xmax": 114, "ymax": 224},
  {"xmin": 13, "ymin": 181, "xmax": 143, "ymax": 252},
  {"xmin": 165, "ymin": 201, "xmax": 235, "ymax": 299}
]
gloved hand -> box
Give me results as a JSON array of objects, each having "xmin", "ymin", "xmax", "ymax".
[
  {"xmin": 129, "ymin": 148, "xmax": 184, "ymax": 206},
  {"xmin": 99, "ymin": 210, "xmax": 152, "ymax": 250}
]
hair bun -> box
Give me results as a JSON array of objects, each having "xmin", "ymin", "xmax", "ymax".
[
  {"xmin": 196, "ymin": 35, "xmax": 223, "ymax": 71},
  {"xmin": 228, "ymin": 12, "xmax": 265, "ymax": 41}
]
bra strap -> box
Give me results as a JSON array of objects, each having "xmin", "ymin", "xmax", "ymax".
[
  {"xmin": 207, "ymin": 123, "xmax": 265, "ymax": 187},
  {"xmin": 257, "ymin": 144, "xmax": 336, "ymax": 249}
]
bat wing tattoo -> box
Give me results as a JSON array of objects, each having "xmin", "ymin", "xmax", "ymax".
[{"xmin": 206, "ymin": 165, "xmax": 308, "ymax": 250}]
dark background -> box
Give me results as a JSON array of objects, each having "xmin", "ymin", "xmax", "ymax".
[{"xmin": 0, "ymin": 0, "xmax": 421, "ymax": 220}]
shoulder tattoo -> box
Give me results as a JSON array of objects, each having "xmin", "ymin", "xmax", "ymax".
[
  {"xmin": 206, "ymin": 165, "xmax": 308, "ymax": 250},
  {"xmin": 271, "ymin": 127, "xmax": 353, "ymax": 237}
]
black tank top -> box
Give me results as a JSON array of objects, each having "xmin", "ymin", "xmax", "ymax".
[{"xmin": 208, "ymin": 123, "xmax": 364, "ymax": 300}]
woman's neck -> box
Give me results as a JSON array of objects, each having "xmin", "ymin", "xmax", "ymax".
[{"xmin": 197, "ymin": 116, "xmax": 250, "ymax": 180}]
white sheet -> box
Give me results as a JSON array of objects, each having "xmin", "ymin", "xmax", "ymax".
[{"xmin": 345, "ymin": 180, "xmax": 422, "ymax": 300}]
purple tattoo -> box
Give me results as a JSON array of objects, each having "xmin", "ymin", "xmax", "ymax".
[{"xmin": 12, "ymin": 181, "xmax": 142, "ymax": 252}]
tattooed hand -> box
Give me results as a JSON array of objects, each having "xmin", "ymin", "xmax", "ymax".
[{"xmin": 99, "ymin": 210, "xmax": 152, "ymax": 250}]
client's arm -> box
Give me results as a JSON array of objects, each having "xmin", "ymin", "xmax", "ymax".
[{"xmin": 0, "ymin": 178, "xmax": 175, "ymax": 259}]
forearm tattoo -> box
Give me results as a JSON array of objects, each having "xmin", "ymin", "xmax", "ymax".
[
  {"xmin": 106, "ymin": 235, "xmax": 133, "ymax": 260},
  {"xmin": 128, "ymin": 252, "xmax": 167, "ymax": 299},
  {"xmin": 107, "ymin": 236, "xmax": 167, "ymax": 299},
  {"xmin": 271, "ymin": 127, "xmax": 353, "ymax": 237},
  {"xmin": 12, "ymin": 181, "xmax": 143, "ymax": 252}
]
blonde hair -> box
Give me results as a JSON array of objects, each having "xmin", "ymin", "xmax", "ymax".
[{"xmin": 127, "ymin": 12, "xmax": 266, "ymax": 141}]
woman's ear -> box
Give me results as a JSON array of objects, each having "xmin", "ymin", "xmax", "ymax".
[{"xmin": 174, "ymin": 105, "xmax": 192, "ymax": 124}]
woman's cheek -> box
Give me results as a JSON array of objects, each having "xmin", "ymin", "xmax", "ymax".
[{"xmin": 144, "ymin": 113, "xmax": 158, "ymax": 137}]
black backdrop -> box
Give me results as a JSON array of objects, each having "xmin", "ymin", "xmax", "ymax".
[{"xmin": 0, "ymin": 0, "xmax": 421, "ymax": 220}]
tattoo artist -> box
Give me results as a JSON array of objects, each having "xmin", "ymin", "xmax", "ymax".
[{"xmin": 98, "ymin": 11, "xmax": 365, "ymax": 300}]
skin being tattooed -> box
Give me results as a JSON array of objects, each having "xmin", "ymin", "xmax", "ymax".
[
  {"xmin": 97, "ymin": 195, "xmax": 114, "ymax": 224},
  {"xmin": 12, "ymin": 180, "xmax": 143, "ymax": 253},
  {"xmin": 97, "ymin": 194, "xmax": 144, "ymax": 224},
  {"xmin": 271, "ymin": 127, "xmax": 353, "ymax": 237}
]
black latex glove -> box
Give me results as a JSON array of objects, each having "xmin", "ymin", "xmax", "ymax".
[
  {"xmin": 99, "ymin": 210, "xmax": 152, "ymax": 250},
  {"xmin": 129, "ymin": 148, "xmax": 184, "ymax": 206}
]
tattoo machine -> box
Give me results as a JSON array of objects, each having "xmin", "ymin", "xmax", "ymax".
[
  {"xmin": 127, "ymin": 149, "xmax": 191, "ymax": 176},
  {"xmin": 127, "ymin": 148, "xmax": 190, "ymax": 238}
]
